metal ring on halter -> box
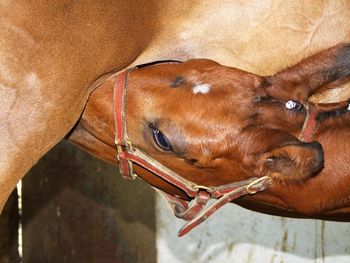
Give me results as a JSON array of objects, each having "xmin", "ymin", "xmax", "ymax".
[
  {"xmin": 246, "ymin": 176, "xmax": 273, "ymax": 195},
  {"xmin": 126, "ymin": 140, "xmax": 134, "ymax": 151},
  {"xmin": 116, "ymin": 144, "xmax": 123, "ymax": 160}
]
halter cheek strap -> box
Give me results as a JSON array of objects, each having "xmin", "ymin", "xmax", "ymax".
[
  {"xmin": 299, "ymin": 100, "xmax": 350, "ymax": 142},
  {"xmin": 114, "ymin": 70, "xmax": 135, "ymax": 179},
  {"xmin": 113, "ymin": 68, "xmax": 273, "ymax": 236},
  {"xmin": 299, "ymin": 103, "xmax": 319, "ymax": 142}
]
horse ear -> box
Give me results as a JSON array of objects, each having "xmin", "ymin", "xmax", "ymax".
[
  {"xmin": 260, "ymin": 142, "xmax": 324, "ymax": 184},
  {"xmin": 264, "ymin": 43, "xmax": 350, "ymax": 103}
]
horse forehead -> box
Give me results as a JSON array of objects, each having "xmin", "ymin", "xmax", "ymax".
[
  {"xmin": 146, "ymin": 81, "xmax": 246, "ymax": 124},
  {"xmin": 133, "ymin": 62, "xmax": 252, "ymax": 120}
]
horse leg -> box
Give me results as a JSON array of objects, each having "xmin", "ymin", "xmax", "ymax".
[
  {"xmin": 0, "ymin": 75, "xmax": 91, "ymax": 212},
  {"xmin": 0, "ymin": 28, "xmax": 92, "ymax": 212},
  {"xmin": 0, "ymin": 0, "xmax": 157, "ymax": 211}
]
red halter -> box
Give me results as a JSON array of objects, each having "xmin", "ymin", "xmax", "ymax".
[
  {"xmin": 113, "ymin": 67, "xmax": 273, "ymax": 236},
  {"xmin": 299, "ymin": 103, "xmax": 319, "ymax": 142},
  {"xmin": 299, "ymin": 100, "xmax": 350, "ymax": 142}
]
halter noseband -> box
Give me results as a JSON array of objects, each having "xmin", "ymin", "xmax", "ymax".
[{"xmin": 113, "ymin": 66, "xmax": 273, "ymax": 236}]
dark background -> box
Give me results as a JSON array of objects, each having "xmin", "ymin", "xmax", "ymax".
[{"xmin": 0, "ymin": 140, "xmax": 156, "ymax": 263}]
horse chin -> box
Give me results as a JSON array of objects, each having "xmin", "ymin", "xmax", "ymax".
[{"xmin": 262, "ymin": 141, "xmax": 324, "ymax": 184}]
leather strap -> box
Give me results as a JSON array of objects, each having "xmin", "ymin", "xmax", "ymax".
[
  {"xmin": 299, "ymin": 100, "xmax": 350, "ymax": 142},
  {"xmin": 114, "ymin": 70, "xmax": 136, "ymax": 179},
  {"xmin": 299, "ymin": 103, "xmax": 318, "ymax": 142},
  {"xmin": 178, "ymin": 176, "xmax": 271, "ymax": 236},
  {"xmin": 112, "ymin": 66, "xmax": 273, "ymax": 236}
]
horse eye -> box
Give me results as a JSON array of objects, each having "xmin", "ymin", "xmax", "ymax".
[
  {"xmin": 150, "ymin": 125, "xmax": 172, "ymax": 151},
  {"xmin": 285, "ymin": 100, "xmax": 303, "ymax": 111}
]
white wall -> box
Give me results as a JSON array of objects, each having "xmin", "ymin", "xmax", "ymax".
[{"xmin": 156, "ymin": 196, "xmax": 350, "ymax": 263}]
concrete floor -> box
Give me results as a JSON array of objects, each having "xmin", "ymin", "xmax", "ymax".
[{"xmin": 157, "ymin": 196, "xmax": 350, "ymax": 263}]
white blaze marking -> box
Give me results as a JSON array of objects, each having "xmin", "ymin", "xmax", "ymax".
[
  {"xmin": 348, "ymin": 103, "xmax": 350, "ymax": 111},
  {"xmin": 192, "ymin": 84, "xmax": 211, "ymax": 94}
]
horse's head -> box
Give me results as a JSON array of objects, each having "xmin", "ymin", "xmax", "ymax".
[
  {"xmin": 69, "ymin": 59, "xmax": 324, "ymax": 198},
  {"xmin": 69, "ymin": 43, "xmax": 350, "ymax": 235},
  {"xmin": 68, "ymin": 56, "xmax": 336, "ymax": 235},
  {"xmin": 125, "ymin": 60, "xmax": 324, "ymax": 187}
]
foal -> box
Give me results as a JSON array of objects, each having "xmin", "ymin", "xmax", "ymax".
[{"xmin": 69, "ymin": 43, "xmax": 350, "ymax": 232}]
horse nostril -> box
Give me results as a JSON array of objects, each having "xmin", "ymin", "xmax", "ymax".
[{"xmin": 300, "ymin": 141, "xmax": 324, "ymax": 174}]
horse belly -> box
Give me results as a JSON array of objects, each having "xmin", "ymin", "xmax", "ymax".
[{"xmin": 141, "ymin": 0, "xmax": 350, "ymax": 75}]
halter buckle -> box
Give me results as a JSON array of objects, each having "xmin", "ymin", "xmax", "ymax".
[
  {"xmin": 116, "ymin": 144, "xmax": 123, "ymax": 160},
  {"xmin": 126, "ymin": 140, "xmax": 134, "ymax": 151}
]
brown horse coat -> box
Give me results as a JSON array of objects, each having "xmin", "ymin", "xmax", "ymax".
[{"xmin": 1, "ymin": 0, "xmax": 350, "ymax": 212}]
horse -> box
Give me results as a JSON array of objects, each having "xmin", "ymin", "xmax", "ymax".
[
  {"xmin": 1, "ymin": 0, "xmax": 350, "ymax": 216},
  {"xmin": 67, "ymin": 43, "xmax": 350, "ymax": 235}
]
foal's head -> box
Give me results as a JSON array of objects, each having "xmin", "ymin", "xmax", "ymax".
[{"xmin": 116, "ymin": 60, "xmax": 323, "ymax": 189}]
